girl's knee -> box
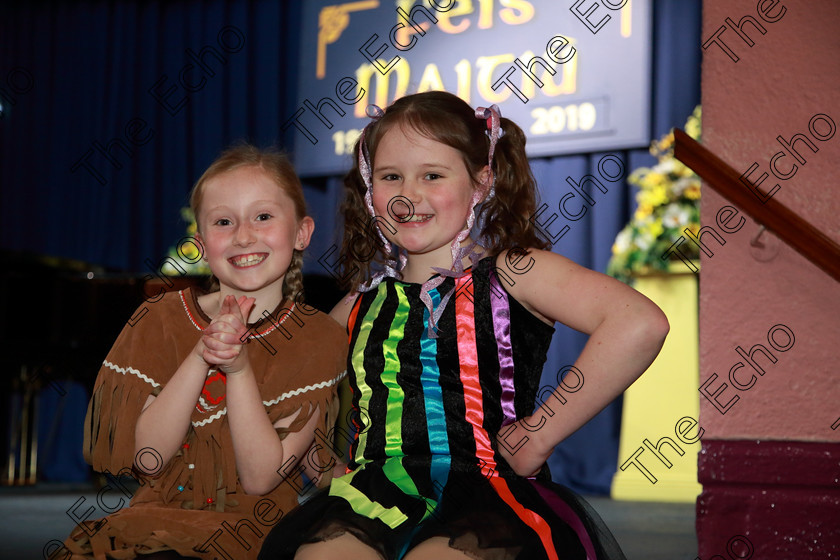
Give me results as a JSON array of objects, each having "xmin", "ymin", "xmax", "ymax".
[
  {"xmin": 294, "ymin": 533, "xmax": 383, "ymax": 560},
  {"xmin": 404, "ymin": 537, "xmax": 474, "ymax": 560}
]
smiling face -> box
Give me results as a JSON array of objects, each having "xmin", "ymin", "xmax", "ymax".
[
  {"xmin": 371, "ymin": 124, "xmax": 488, "ymax": 270},
  {"xmin": 195, "ymin": 165, "xmax": 313, "ymax": 298}
]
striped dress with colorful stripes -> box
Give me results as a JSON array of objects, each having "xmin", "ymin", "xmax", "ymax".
[{"xmin": 259, "ymin": 255, "xmax": 626, "ymax": 560}]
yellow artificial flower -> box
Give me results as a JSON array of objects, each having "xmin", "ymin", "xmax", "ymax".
[
  {"xmin": 634, "ymin": 204, "xmax": 653, "ymax": 221},
  {"xmin": 670, "ymin": 160, "xmax": 689, "ymax": 177},
  {"xmin": 608, "ymin": 105, "xmax": 702, "ymax": 283},
  {"xmin": 628, "ymin": 167, "xmax": 651, "ymax": 186},
  {"xmin": 644, "ymin": 172, "xmax": 666, "ymax": 188},
  {"xmin": 650, "ymin": 221, "xmax": 664, "ymax": 238},
  {"xmin": 684, "ymin": 184, "xmax": 701, "ymax": 200},
  {"xmin": 685, "ymin": 107, "xmax": 702, "ymax": 140},
  {"xmin": 656, "ymin": 134, "xmax": 674, "ymax": 154},
  {"xmin": 685, "ymin": 222, "xmax": 700, "ymax": 237},
  {"xmin": 639, "ymin": 219, "xmax": 664, "ymax": 239},
  {"xmin": 639, "ymin": 184, "xmax": 669, "ymax": 208}
]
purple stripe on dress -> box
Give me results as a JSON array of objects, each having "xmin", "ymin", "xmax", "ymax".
[
  {"xmin": 489, "ymin": 269, "xmax": 517, "ymax": 426},
  {"xmin": 531, "ymin": 481, "xmax": 599, "ymax": 560}
]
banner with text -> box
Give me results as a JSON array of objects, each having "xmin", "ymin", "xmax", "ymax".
[{"xmin": 290, "ymin": 0, "xmax": 651, "ymax": 176}]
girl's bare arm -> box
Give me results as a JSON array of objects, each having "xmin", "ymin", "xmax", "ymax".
[{"xmin": 496, "ymin": 248, "xmax": 670, "ymax": 476}]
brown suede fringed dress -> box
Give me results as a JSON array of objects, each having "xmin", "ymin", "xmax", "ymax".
[{"xmin": 60, "ymin": 288, "xmax": 347, "ymax": 560}]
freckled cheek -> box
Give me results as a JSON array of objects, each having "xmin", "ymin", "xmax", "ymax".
[
  {"xmin": 270, "ymin": 232, "xmax": 294, "ymax": 251},
  {"xmin": 203, "ymin": 234, "xmax": 234, "ymax": 261},
  {"xmin": 206, "ymin": 247, "xmax": 226, "ymax": 264}
]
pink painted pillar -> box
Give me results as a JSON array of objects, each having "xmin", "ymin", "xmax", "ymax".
[{"xmin": 698, "ymin": 0, "xmax": 840, "ymax": 558}]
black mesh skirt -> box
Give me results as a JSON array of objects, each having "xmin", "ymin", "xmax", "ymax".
[{"xmin": 257, "ymin": 470, "xmax": 626, "ymax": 560}]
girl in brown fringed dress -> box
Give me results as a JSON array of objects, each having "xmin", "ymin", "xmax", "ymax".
[{"xmin": 58, "ymin": 145, "xmax": 348, "ymax": 560}]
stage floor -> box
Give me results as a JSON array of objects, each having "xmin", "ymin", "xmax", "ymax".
[{"xmin": 0, "ymin": 483, "xmax": 696, "ymax": 559}]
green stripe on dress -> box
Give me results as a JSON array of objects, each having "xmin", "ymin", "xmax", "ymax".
[{"xmin": 348, "ymin": 283, "xmax": 384, "ymax": 462}]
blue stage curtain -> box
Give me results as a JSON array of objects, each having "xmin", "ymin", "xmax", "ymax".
[
  {"xmin": 0, "ymin": 0, "xmax": 302, "ymax": 271},
  {"xmin": 1, "ymin": 0, "xmax": 699, "ymax": 490}
]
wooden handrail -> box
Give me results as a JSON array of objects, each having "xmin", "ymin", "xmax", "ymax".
[{"xmin": 673, "ymin": 128, "xmax": 840, "ymax": 283}]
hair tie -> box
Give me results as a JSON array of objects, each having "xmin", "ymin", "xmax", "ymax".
[
  {"xmin": 365, "ymin": 104, "xmax": 385, "ymax": 119},
  {"xmin": 475, "ymin": 104, "xmax": 504, "ymax": 198}
]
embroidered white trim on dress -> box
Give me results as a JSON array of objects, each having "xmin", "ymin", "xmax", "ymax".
[
  {"xmin": 180, "ymin": 290, "xmax": 204, "ymax": 331},
  {"xmin": 193, "ymin": 408, "xmax": 228, "ymax": 427},
  {"xmin": 262, "ymin": 369, "xmax": 347, "ymax": 407},
  {"xmin": 103, "ymin": 360, "xmax": 161, "ymax": 388},
  {"xmin": 197, "ymin": 394, "xmax": 220, "ymax": 412},
  {"xmin": 190, "ymin": 369, "xmax": 348, "ymax": 427},
  {"xmin": 179, "ymin": 289, "xmax": 295, "ymax": 339}
]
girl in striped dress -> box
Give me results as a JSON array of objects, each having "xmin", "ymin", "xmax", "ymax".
[{"xmin": 259, "ymin": 91, "xmax": 669, "ymax": 560}]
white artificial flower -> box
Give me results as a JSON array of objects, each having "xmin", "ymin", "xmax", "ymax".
[
  {"xmin": 663, "ymin": 203, "xmax": 690, "ymax": 228},
  {"xmin": 656, "ymin": 159, "xmax": 677, "ymax": 174},
  {"xmin": 614, "ymin": 229, "xmax": 633, "ymax": 253},
  {"xmin": 635, "ymin": 232, "xmax": 654, "ymax": 251}
]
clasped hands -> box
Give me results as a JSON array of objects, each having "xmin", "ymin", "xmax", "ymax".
[{"xmin": 198, "ymin": 294, "xmax": 256, "ymax": 376}]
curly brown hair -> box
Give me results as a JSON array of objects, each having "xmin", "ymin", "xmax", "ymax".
[
  {"xmin": 339, "ymin": 90, "xmax": 550, "ymax": 291},
  {"xmin": 189, "ymin": 143, "xmax": 308, "ymax": 302}
]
